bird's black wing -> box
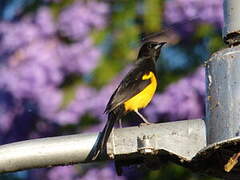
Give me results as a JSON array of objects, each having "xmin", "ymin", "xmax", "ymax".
[{"xmin": 105, "ymin": 63, "xmax": 152, "ymax": 113}]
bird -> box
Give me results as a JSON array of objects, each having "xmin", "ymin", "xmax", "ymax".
[{"xmin": 91, "ymin": 41, "xmax": 166, "ymax": 160}]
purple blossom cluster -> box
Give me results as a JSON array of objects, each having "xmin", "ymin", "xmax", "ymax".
[
  {"xmin": 58, "ymin": 38, "xmax": 101, "ymax": 74},
  {"xmin": 47, "ymin": 166, "xmax": 78, "ymax": 180},
  {"xmin": 30, "ymin": 164, "xmax": 125, "ymax": 180},
  {"xmin": 54, "ymin": 86, "xmax": 96, "ymax": 125},
  {"xmin": 34, "ymin": 7, "xmax": 57, "ymax": 37},
  {"xmin": 56, "ymin": 1, "xmax": 109, "ymax": 74},
  {"xmin": 58, "ymin": 1, "xmax": 109, "ymax": 40},
  {"xmin": 77, "ymin": 165, "xmax": 125, "ymax": 180},
  {"xmin": 0, "ymin": 91, "xmax": 17, "ymax": 133},
  {"xmin": 164, "ymin": 0, "xmax": 223, "ymax": 35},
  {"xmin": 0, "ymin": 1, "xmax": 109, "ymax": 138},
  {"xmin": 0, "ymin": 9, "xmax": 61, "ymax": 136},
  {"xmin": 0, "ymin": 40, "xmax": 63, "ymax": 121}
]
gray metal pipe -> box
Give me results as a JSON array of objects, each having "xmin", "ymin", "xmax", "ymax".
[
  {"xmin": 0, "ymin": 133, "xmax": 98, "ymax": 173},
  {"xmin": 223, "ymin": 0, "xmax": 240, "ymax": 45},
  {"xmin": 205, "ymin": 46, "xmax": 240, "ymax": 144},
  {"xmin": 0, "ymin": 119, "xmax": 206, "ymax": 174}
]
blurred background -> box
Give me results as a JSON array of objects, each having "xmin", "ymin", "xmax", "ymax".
[{"xmin": 0, "ymin": 0, "xmax": 224, "ymax": 179}]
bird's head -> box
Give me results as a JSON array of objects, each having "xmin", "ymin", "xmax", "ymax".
[{"xmin": 137, "ymin": 41, "xmax": 166, "ymax": 61}]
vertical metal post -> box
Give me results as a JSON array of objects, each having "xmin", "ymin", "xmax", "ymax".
[
  {"xmin": 205, "ymin": 47, "xmax": 240, "ymax": 144},
  {"xmin": 223, "ymin": 0, "xmax": 240, "ymax": 45},
  {"xmin": 206, "ymin": 0, "xmax": 240, "ymax": 145}
]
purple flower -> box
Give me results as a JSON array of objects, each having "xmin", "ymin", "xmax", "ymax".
[
  {"xmin": 53, "ymin": 86, "xmax": 96, "ymax": 125},
  {"xmin": 34, "ymin": 164, "xmax": 125, "ymax": 180},
  {"xmin": 0, "ymin": 112, "xmax": 14, "ymax": 133},
  {"xmin": 0, "ymin": 38, "xmax": 63, "ymax": 94},
  {"xmin": 53, "ymin": 110, "xmax": 79, "ymax": 125},
  {"xmin": 85, "ymin": 1, "xmax": 109, "ymax": 29},
  {"xmin": 36, "ymin": 87, "xmax": 63, "ymax": 119},
  {"xmin": 0, "ymin": 21, "xmax": 39, "ymax": 53},
  {"xmin": 58, "ymin": 38, "xmax": 101, "ymax": 74},
  {"xmin": 0, "ymin": 0, "xmax": 106, "ymax": 129},
  {"xmin": 78, "ymin": 165, "xmax": 125, "ymax": 180},
  {"xmin": 0, "ymin": 38, "xmax": 64, "ymax": 123},
  {"xmin": 58, "ymin": 1, "xmax": 109, "ymax": 40},
  {"xmin": 0, "ymin": 7, "xmax": 56, "ymax": 54},
  {"xmin": 34, "ymin": 7, "xmax": 56, "ymax": 37},
  {"xmin": 47, "ymin": 166, "xmax": 78, "ymax": 180},
  {"xmin": 0, "ymin": 90, "xmax": 17, "ymax": 133},
  {"xmin": 164, "ymin": 0, "xmax": 223, "ymax": 36}
]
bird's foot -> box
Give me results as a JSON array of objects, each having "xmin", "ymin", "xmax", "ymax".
[
  {"xmin": 139, "ymin": 122, "xmax": 152, "ymax": 127},
  {"xmin": 141, "ymin": 119, "xmax": 152, "ymax": 125}
]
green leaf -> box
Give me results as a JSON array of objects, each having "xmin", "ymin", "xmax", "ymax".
[{"xmin": 143, "ymin": 0, "xmax": 163, "ymax": 32}]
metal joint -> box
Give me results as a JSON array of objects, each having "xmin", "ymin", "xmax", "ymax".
[{"xmin": 137, "ymin": 135, "xmax": 155, "ymax": 155}]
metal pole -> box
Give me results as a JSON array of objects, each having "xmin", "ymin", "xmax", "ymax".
[
  {"xmin": 223, "ymin": 0, "xmax": 240, "ymax": 45},
  {"xmin": 205, "ymin": 47, "xmax": 240, "ymax": 144},
  {"xmin": 205, "ymin": 0, "xmax": 240, "ymax": 144},
  {"xmin": 0, "ymin": 133, "xmax": 98, "ymax": 173},
  {"xmin": 0, "ymin": 119, "xmax": 206, "ymax": 174}
]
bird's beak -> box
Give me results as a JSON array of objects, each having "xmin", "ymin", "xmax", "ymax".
[{"xmin": 154, "ymin": 42, "xmax": 167, "ymax": 49}]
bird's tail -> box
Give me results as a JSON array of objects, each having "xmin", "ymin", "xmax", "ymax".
[{"xmin": 91, "ymin": 107, "xmax": 123, "ymax": 160}]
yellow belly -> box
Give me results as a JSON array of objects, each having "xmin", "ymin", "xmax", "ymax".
[{"xmin": 124, "ymin": 71, "xmax": 157, "ymax": 111}]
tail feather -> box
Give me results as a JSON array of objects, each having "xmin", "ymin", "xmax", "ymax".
[{"xmin": 91, "ymin": 111, "xmax": 117, "ymax": 160}]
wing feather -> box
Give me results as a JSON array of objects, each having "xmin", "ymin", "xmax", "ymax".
[{"xmin": 105, "ymin": 66, "xmax": 151, "ymax": 113}]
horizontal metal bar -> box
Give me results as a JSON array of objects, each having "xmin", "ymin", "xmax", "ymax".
[
  {"xmin": 0, "ymin": 133, "xmax": 98, "ymax": 173},
  {"xmin": 0, "ymin": 119, "xmax": 206, "ymax": 174},
  {"xmin": 108, "ymin": 119, "xmax": 206, "ymax": 161}
]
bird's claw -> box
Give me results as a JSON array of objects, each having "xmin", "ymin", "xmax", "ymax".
[{"xmin": 139, "ymin": 122, "xmax": 152, "ymax": 126}]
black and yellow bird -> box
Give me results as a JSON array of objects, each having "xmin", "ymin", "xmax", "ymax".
[{"xmin": 92, "ymin": 41, "xmax": 166, "ymax": 160}]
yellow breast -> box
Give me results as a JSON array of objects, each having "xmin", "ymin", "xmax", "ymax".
[{"xmin": 124, "ymin": 71, "xmax": 157, "ymax": 111}]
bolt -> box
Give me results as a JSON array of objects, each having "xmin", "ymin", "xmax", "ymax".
[{"xmin": 137, "ymin": 135, "xmax": 154, "ymax": 155}]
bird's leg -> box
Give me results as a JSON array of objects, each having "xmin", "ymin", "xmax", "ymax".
[
  {"xmin": 134, "ymin": 109, "xmax": 152, "ymax": 125},
  {"xmin": 119, "ymin": 118, "xmax": 122, "ymax": 128}
]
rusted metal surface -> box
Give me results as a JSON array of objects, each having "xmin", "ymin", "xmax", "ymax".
[{"xmin": 205, "ymin": 46, "xmax": 240, "ymax": 145}]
